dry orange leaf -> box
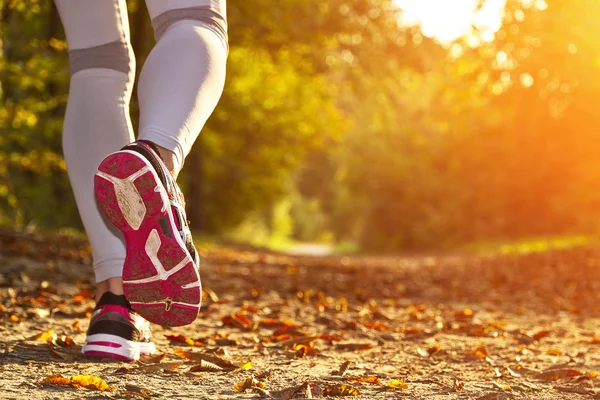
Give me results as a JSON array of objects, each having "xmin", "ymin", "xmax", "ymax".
[
  {"xmin": 43, "ymin": 373, "xmax": 113, "ymax": 391},
  {"xmin": 273, "ymin": 325, "xmax": 295, "ymax": 336},
  {"xmin": 387, "ymin": 380, "xmax": 408, "ymax": 390},
  {"xmin": 468, "ymin": 326, "xmax": 489, "ymax": 337},
  {"xmin": 295, "ymin": 343, "xmax": 319, "ymax": 357},
  {"xmin": 271, "ymin": 333, "xmax": 291, "ymax": 342},
  {"xmin": 318, "ymin": 333, "xmax": 343, "ymax": 343},
  {"xmin": 347, "ymin": 376, "xmax": 381, "ymax": 384},
  {"xmin": 260, "ymin": 318, "xmax": 283, "ymax": 327},
  {"xmin": 333, "ymin": 361, "xmax": 352, "ymax": 376},
  {"xmin": 404, "ymin": 327, "xmax": 422, "ymax": 335},
  {"xmin": 165, "ymin": 334, "xmax": 205, "ymax": 347},
  {"xmin": 234, "ymin": 377, "xmax": 265, "ymax": 393},
  {"xmin": 322, "ymin": 383, "xmax": 361, "ymax": 396},
  {"xmin": 30, "ymin": 330, "xmax": 56, "ymax": 342},
  {"xmin": 455, "ymin": 308, "xmax": 474, "ymax": 318},
  {"xmin": 71, "ymin": 320, "xmax": 81, "ymax": 332},
  {"xmin": 362, "ymin": 322, "xmax": 388, "ymax": 331},
  {"xmin": 454, "ymin": 377, "xmax": 465, "ymax": 392},
  {"xmin": 173, "ymin": 349, "xmax": 238, "ymax": 371},
  {"xmin": 43, "ymin": 373, "xmax": 71, "ymax": 386},
  {"xmin": 532, "ymin": 330, "xmax": 551, "ymax": 341},
  {"xmin": 222, "ymin": 313, "xmax": 254, "ymax": 329},
  {"xmin": 591, "ymin": 337, "xmax": 600, "ymax": 344},
  {"xmin": 535, "ymin": 368, "xmax": 584, "ymax": 381},
  {"xmin": 139, "ymin": 352, "xmax": 166, "ymax": 364},
  {"xmin": 335, "ymin": 343, "xmax": 373, "ymax": 351},
  {"xmin": 466, "ymin": 346, "xmax": 488, "ymax": 360},
  {"xmin": 71, "ymin": 375, "xmax": 113, "ymax": 391}
]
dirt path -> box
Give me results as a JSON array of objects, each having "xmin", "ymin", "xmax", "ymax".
[{"xmin": 1, "ymin": 231, "xmax": 600, "ymax": 399}]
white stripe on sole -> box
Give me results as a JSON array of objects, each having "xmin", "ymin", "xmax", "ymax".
[{"xmin": 82, "ymin": 333, "xmax": 156, "ymax": 361}]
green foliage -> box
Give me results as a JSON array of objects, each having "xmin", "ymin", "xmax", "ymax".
[
  {"xmin": 0, "ymin": 1, "xmax": 75, "ymax": 228},
  {"xmin": 4, "ymin": 0, "xmax": 600, "ymax": 252}
]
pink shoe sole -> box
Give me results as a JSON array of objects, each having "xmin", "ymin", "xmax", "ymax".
[{"xmin": 94, "ymin": 150, "xmax": 201, "ymax": 327}]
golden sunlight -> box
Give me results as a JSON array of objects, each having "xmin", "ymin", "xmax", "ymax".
[{"xmin": 394, "ymin": 0, "xmax": 507, "ymax": 45}]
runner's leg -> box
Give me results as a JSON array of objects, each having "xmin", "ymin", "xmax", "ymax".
[
  {"xmin": 54, "ymin": 0, "xmax": 134, "ymax": 296},
  {"xmin": 139, "ymin": 0, "xmax": 228, "ymax": 176}
]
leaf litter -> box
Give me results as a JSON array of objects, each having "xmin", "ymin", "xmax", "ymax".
[{"xmin": 3, "ymin": 230, "xmax": 600, "ymax": 398}]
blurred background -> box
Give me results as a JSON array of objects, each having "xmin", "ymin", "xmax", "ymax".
[{"xmin": 1, "ymin": 0, "xmax": 599, "ymax": 255}]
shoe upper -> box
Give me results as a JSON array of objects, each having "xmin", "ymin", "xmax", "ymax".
[
  {"xmin": 87, "ymin": 292, "xmax": 152, "ymax": 343},
  {"xmin": 122, "ymin": 140, "xmax": 200, "ymax": 267}
]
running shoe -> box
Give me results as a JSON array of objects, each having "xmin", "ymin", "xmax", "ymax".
[
  {"xmin": 94, "ymin": 140, "xmax": 201, "ymax": 327},
  {"xmin": 82, "ymin": 292, "xmax": 156, "ymax": 361}
]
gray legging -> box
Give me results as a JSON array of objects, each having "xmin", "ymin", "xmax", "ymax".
[{"xmin": 54, "ymin": 0, "xmax": 228, "ymax": 282}]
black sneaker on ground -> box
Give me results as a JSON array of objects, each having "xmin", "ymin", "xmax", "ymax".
[{"xmin": 82, "ymin": 292, "xmax": 156, "ymax": 361}]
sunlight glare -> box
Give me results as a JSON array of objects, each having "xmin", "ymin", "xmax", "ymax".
[{"xmin": 394, "ymin": 0, "xmax": 507, "ymax": 45}]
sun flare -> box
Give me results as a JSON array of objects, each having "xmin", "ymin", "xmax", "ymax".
[{"xmin": 394, "ymin": 0, "xmax": 507, "ymax": 45}]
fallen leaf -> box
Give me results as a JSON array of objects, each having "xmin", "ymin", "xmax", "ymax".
[
  {"xmin": 455, "ymin": 308, "xmax": 474, "ymax": 318},
  {"xmin": 122, "ymin": 384, "xmax": 160, "ymax": 398},
  {"xmin": 547, "ymin": 348, "xmax": 561, "ymax": 356},
  {"xmin": 30, "ymin": 330, "xmax": 56, "ymax": 343},
  {"xmin": 215, "ymin": 338, "xmax": 238, "ymax": 346},
  {"xmin": 454, "ymin": 377, "xmax": 465, "ymax": 392},
  {"xmin": 289, "ymin": 382, "xmax": 321, "ymax": 398},
  {"xmin": 43, "ymin": 373, "xmax": 71, "ymax": 386},
  {"xmin": 387, "ymin": 379, "xmax": 408, "ymax": 390},
  {"xmin": 318, "ymin": 333, "xmax": 343, "ymax": 343},
  {"xmin": 136, "ymin": 362, "xmax": 182, "ymax": 372},
  {"xmin": 43, "ymin": 373, "xmax": 113, "ymax": 391},
  {"xmin": 347, "ymin": 376, "xmax": 381, "ymax": 384},
  {"xmin": 54, "ymin": 335, "xmax": 74, "ymax": 347},
  {"xmin": 139, "ymin": 353, "xmax": 166, "ymax": 364},
  {"xmin": 417, "ymin": 347, "xmax": 430, "ymax": 357},
  {"xmin": 322, "ymin": 383, "xmax": 360, "ymax": 396},
  {"xmin": 234, "ymin": 377, "xmax": 265, "ymax": 393},
  {"xmin": 71, "ymin": 289, "xmax": 94, "ymax": 305},
  {"xmin": 492, "ymin": 381, "xmax": 511, "ymax": 391},
  {"xmin": 239, "ymin": 361, "xmax": 254, "ymax": 370},
  {"xmin": 466, "ymin": 346, "xmax": 489, "ymax": 360},
  {"xmin": 165, "ymin": 334, "xmax": 205, "ymax": 347},
  {"xmin": 335, "ymin": 343, "xmax": 372, "ymax": 351},
  {"xmin": 362, "ymin": 321, "xmax": 388, "ymax": 331},
  {"xmin": 173, "ymin": 349, "xmax": 238, "ymax": 370},
  {"xmin": 189, "ymin": 360, "xmax": 223, "ymax": 372},
  {"xmin": 295, "ymin": 343, "xmax": 319, "ymax": 358},
  {"xmin": 72, "ymin": 375, "xmax": 113, "ymax": 391},
  {"xmin": 535, "ymin": 368, "xmax": 584, "ymax": 381},
  {"xmin": 222, "ymin": 313, "xmax": 255, "ymax": 330},
  {"xmin": 333, "ymin": 361, "xmax": 351, "ymax": 376},
  {"xmin": 532, "ymin": 330, "xmax": 551, "ymax": 341},
  {"xmin": 417, "ymin": 345, "xmax": 440, "ymax": 357}
]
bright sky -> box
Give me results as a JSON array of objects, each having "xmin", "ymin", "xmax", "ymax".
[{"xmin": 394, "ymin": 0, "xmax": 507, "ymax": 45}]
